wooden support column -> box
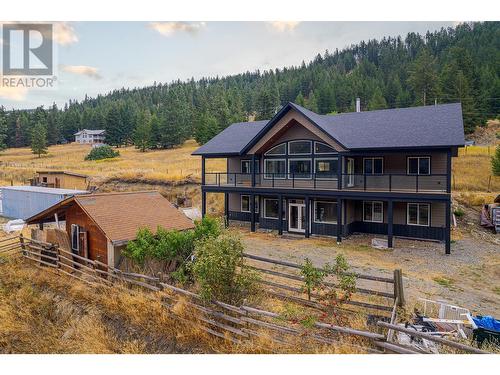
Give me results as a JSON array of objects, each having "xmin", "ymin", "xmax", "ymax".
[
  {"xmin": 201, "ymin": 156, "xmax": 206, "ymax": 186},
  {"xmin": 201, "ymin": 190, "xmax": 206, "ymax": 218},
  {"xmin": 250, "ymin": 194, "xmax": 256, "ymax": 232},
  {"xmin": 305, "ymin": 197, "xmax": 310, "ymax": 238},
  {"xmin": 387, "ymin": 200, "xmax": 394, "ymax": 248},
  {"xmin": 446, "ymin": 149, "xmax": 452, "ymax": 193},
  {"xmin": 251, "ymin": 154, "xmax": 256, "ymax": 187},
  {"xmin": 224, "ymin": 192, "xmax": 229, "ymax": 228},
  {"xmin": 278, "ymin": 194, "xmax": 283, "ymax": 235},
  {"xmin": 445, "ymin": 199, "xmax": 451, "ymax": 255},
  {"xmin": 336, "ymin": 198, "xmax": 342, "ymax": 243}
]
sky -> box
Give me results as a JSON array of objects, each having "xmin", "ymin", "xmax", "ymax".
[{"xmin": 0, "ymin": 21, "xmax": 456, "ymax": 110}]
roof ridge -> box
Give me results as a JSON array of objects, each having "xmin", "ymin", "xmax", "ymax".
[{"xmin": 76, "ymin": 190, "xmax": 160, "ymax": 198}]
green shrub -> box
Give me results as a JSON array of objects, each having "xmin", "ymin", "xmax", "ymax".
[
  {"xmin": 300, "ymin": 258, "xmax": 324, "ymax": 301},
  {"xmin": 193, "ymin": 216, "xmax": 222, "ymax": 240},
  {"xmin": 85, "ymin": 145, "xmax": 120, "ymax": 161},
  {"xmin": 192, "ymin": 233, "xmax": 259, "ymax": 304},
  {"xmin": 492, "ymin": 144, "xmax": 500, "ymax": 176},
  {"xmin": 454, "ymin": 208, "xmax": 465, "ymax": 218},
  {"xmin": 122, "ymin": 227, "xmax": 156, "ymax": 265}
]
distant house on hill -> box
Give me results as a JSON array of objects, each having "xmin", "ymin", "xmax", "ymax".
[
  {"xmin": 74, "ymin": 129, "xmax": 105, "ymax": 144},
  {"xmin": 26, "ymin": 191, "xmax": 195, "ymax": 267},
  {"xmin": 30, "ymin": 170, "xmax": 89, "ymax": 190}
]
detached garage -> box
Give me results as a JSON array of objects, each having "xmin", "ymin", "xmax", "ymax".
[{"xmin": 0, "ymin": 186, "xmax": 88, "ymax": 220}]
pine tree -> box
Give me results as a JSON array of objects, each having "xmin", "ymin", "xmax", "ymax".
[
  {"xmin": 105, "ymin": 105, "xmax": 123, "ymax": 146},
  {"xmin": 194, "ymin": 113, "xmax": 219, "ymax": 145},
  {"xmin": 133, "ymin": 110, "xmax": 152, "ymax": 152},
  {"xmin": 30, "ymin": 123, "xmax": 48, "ymax": 158},
  {"xmin": 368, "ymin": 87, "xmax": 388, "ymax": 110},
  {"xmin": 492, "ymin": 145, "xmax": 500, "ymax": 176},
  {"xmin": 407, "ymin": 49, "xmax": 438, "ymax": 106},
  {"xmin": 0, "ymin": 107, "xmax": 7, "ymax": 151}
]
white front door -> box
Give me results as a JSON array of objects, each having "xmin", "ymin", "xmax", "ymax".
[
  {"xmin": 347, "ymin": 158, "xmax": 355, "ymax": 187},
  {"xmin": 288, "ymin": 203, "xmax": 306, "ymax": 233}
]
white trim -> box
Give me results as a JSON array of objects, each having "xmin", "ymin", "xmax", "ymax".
[
  {"xmin": 407, "ymin": 156, "xmax": 431, "ymax": 175},
  {"xmin": 287, "ymin": 158, "xmax": 312, "ymax": 179},
  {"xmin": 313, "ymin": 200, "xmax": 337, "ymax": 224},
  {"xmin": 314, "ymin": 141, "xmax": 337, "ymax": 154},
  {"xmin": 288, "ymin": 140, "xmax": 312, "ymax": 155},
  {"xmin": 363, "ymin": 157, "xmax": 384, "ymax": 174},
  {"xmin": 241, "ymin": 160, "xmax": 251, "ymax": 174},
  {"xmin": 264, "ymin": 143, "xmax": 286, "ymax": 156},
  {"xmin": 288, "ymin": 202, "xmax": 306, "ymax": 233},
  {"xmin": 264, "ymin": 158, "xmax": 287, "ymax": 179},
  {"xmin": 407, "ymin": 203, "xmax": 430, "ymax": 226},
  {"xmin": 363, "ymin": 201, "xmax": 384, "ymax": 223},
  {"xmin": 314, "ymin": 157, "xmax": 339, "ymax": 180},
  {"xmin": 263, "ymin": 198, "xmax": 279, "ymax": 219}
]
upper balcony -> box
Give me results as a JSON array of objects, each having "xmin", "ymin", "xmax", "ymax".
[{"xmin": 203, "ymin": 172, "xmax": 449, "ymax": 194}]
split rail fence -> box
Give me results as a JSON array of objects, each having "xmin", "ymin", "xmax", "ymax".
[{"xmin": 0, "ymin": 235, "xmax": 489, "ymax": 354}]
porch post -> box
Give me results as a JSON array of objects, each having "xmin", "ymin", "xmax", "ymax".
[
  {"xmin": 201, "ymin": 156, "xmax": 206, "ymax": 186},
  {"xmin": 250, "ymin": 194, "xmax": 256, "ymax": 232},
  {"xmin": 251, "ymin": 154, "xmax": 256, "ymax": 187},
  {"xmin": 446, "ymin": 149, "xmax": 452, "ymax": 193},
  {"xmin": 224, "ymin": 192, "xmax": 229, "ymax": 228},
  {"xmin": 336, "ymin": 198, "xmax": 342, "ymax": 243},
  {"xmin": 305, "ymin": 197, "xmax": 310, "ymax": 238},
  {"xmin": 337, "ymin": 153, "xmax": 343, "ymax": 190},
  {"xmin": 387, "ymin": 200, "xmax": 394, "ymax": 248},
  {"xmin": 278, "ymin": 195, "xmax": 283, "ymax": 235},
  {"xmin": 201, "ymin": 190, "xmax": 206, "ymax": 218},
  {"xmin": 445, "ymin": 199, "xmax": 451, "ymax": 255}
]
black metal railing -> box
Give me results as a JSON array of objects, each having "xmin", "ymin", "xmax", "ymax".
[{"xmin": 204, "ymin": 172, "xmax": 448, "ymax": 193}]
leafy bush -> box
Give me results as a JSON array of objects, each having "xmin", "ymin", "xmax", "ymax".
[
  {"xmin": 85, "ymin": 145, "xmax": 120, "ymax": 161},
  {"xmin": 300, "ymin": 258, "xmax": 324, "ymax": 301},
  {"xmin": 453, "ymin": 208, "xmax": 465, "ymax": 218},
  {"xmin": 492, "ymin": 144, "xmax": 500, "ymax": 176},
  {"xmin": 192, "ymin": 233, "xmax": 259, "ymax": 304}
]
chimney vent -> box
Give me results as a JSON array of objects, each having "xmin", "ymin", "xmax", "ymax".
[{"xmin": 356, "ymin": 98, "xmax": 361, "ymax": 113}]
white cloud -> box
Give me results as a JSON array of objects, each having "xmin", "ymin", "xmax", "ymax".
[
  {"xmin": 53, "ymin": 22, "xmax": 78, "ymax": 46},
  {"xmin": 268, "ymin": 21, "xmax": 301, "ymax": 32},
  {"xmin": 0, "ymin": 86, "xmax": 28, "ymax": 101},
  {"xmin": 149, "ymin": 22, "xmax": 206, "ymax": 37},
  {"xmin": 61, "ymin": 65, "xmax": 102, "ymax": 80}
]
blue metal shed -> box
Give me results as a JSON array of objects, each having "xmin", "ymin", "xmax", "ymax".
[{"xmin": 0, "ymin": 186, "xmax": 88, "ymax": 220}]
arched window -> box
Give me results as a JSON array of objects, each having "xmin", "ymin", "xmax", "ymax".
[
  {"xmin": 314, "ymin": 141, "xmax": 337, "ymax": 154},
  {"xmin": 264, "ymin": 143, "xmax": 286, "ymax": 156}
]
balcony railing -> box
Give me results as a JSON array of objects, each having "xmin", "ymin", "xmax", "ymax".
[{"xmin": 204, "ymin": 172, "xmax": 448, "ymax": 193}]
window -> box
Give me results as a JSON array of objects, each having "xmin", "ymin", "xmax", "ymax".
[
  {"xmin": 363, "ymin": 157, "xmax": 384, "ymax": 174},
  {"xmin": 314, "ymin": 141, "xmax": 336, "ymax": 154},
  {"xmin": 315, "ymin": 158, "xmax": 338, "ymax": 179},
  {"xmin": 241, "ymin": 195, "xmax": 259, "ymax": 213},
  {"xmin": 288, "ymin": 159, "xmax": 312, "ymax": 179},
  {"xmin": 264, "ymin": 198, "xmax": 279, "ymax": 219},
  {"xmin": 288, "ymin": 140, "xmax": 312, "ymax": 155},
  {"xmin": 241, "ymin": 160, "xmax": 251, "ymax": 174},
  {"xmin": 42, "ymin": 177, "xmax": 48, "ymax": 183},
  {"xmin": 71, "ymin": 224, "xmax": 80, "ymax": 252},
  {"xmin": 264, "ymin": 159, "xmax": 286, "ymax": 179},
  {"xmin": 314, "ymin": 201, "xmax": 337, "ymax": 224},
  {"xmin": 265, "ymin": 143, "xmax": 286, "ymax": 156},
  {"xmin": 363, "ymin": 201, "xmax": 383, "ymax": 223},
  {"xmin": 407, "ymin": 157, "xmax": 430, "ymax": 175},
  {"xmin": 407, "ymin": 203, "xmax": 430, "ymax": 226}
]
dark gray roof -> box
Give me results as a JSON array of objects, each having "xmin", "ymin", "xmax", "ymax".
[
  {"xmin": 192, "ymin": 120, "xmax": 268, "ymax": 155},
  {"xmin": 193, "ymin": 102, "xmax": 465, "ymax": 155}
]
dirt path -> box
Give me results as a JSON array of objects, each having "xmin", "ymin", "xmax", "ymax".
[{"xmin": 237, "ymin": 229, "xmax": 500, "ymax": 316}]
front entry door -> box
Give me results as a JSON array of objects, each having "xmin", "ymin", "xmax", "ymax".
[{"xmin": 289, "ymin": 203, "xmax": 306, "ymax": 233}]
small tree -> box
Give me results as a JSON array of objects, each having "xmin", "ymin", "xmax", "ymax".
[
  {"xmin": 192, "ymin": 233, "xmax": 259, "ymax": 304},
  {"xmin": 492, "ymin": 144, "xmax": 500, "ymax": 176},
  {"xmin": 30, "ymin": 122, "xmax": 48, "ymax": 158},
  {"xmin": 300, "ymin": 258, "xmax": 325, "ymax": 301},
  {"xmin": 84, "ymin": 145, "xmax": 120, "ymax": 160}
]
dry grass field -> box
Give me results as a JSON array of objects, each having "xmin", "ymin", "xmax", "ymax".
[{"xmin": 0, "ymin": 140, "xmax": 226, "ymax": 187}]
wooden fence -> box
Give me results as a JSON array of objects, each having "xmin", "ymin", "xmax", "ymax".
[{"xmin": 0, "ymin": 236, "xmax": 489, "ymax": 354}]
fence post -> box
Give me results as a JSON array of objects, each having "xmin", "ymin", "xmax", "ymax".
[
  {"xmin": 393, "ymin": 269, "xmax": 404, "ymax": 307},
  {"xmin": 19, "ymin": 234, "xmax": 26, "ymax": 254}
]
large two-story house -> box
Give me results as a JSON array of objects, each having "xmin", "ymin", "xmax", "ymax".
[{"xmin": 192, "ymin": 102, "xmax": 465, "ymax": 254}]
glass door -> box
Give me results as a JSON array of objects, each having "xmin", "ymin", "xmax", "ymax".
[
  {"xmin": 346, "ymin": 158, "xmax": 355, "ymax": 187},
  {"xmin": 288, "ymin": 203, "xmax": 306, "ymax": 233}
]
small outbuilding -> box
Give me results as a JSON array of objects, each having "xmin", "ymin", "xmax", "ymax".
[
  {"xmin": 26, "ymin": 191, "xmax": 195, "ymax": 267},
  {"xmin": 0, "ymin": 186, "xmax": 88, "ymax": 220},
  {"xmin": 31, "ymin": 170, "xmax": 89, "ymax": 190}
]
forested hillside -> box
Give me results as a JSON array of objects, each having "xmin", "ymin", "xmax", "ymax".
[{"xmin": 0, "ymin": 22, "xmax": 498, "ymax": 152}]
